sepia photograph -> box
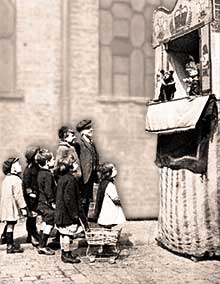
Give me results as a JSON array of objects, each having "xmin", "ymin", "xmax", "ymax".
[{"xmin": 0, "ymin": 0, "xmax": 220, "ymax": 283}]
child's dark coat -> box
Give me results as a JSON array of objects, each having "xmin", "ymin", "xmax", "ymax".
[
  {"xmin": 37, "ymin": 168, "xmax": 56, "ymax": 225},
  {"xmin": 55, "ymin": 172, "xmax": 80, "ymax": 227}
]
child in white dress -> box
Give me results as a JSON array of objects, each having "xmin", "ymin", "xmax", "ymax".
[
  {"xmin": 0, "ymin": 157, "xmax": 27, "ymax": 253},
  {"xmin": 96, "ymin": 162, "xmax": 126, "ymax": 228},
  {"xmin": 90, "ymin": 162, "xmax": 125, "ymax": 263}
]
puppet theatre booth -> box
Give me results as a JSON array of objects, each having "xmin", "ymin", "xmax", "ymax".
[{"xmin": 146, "ymin": 0, "xmax": 220, "ymax": 260}]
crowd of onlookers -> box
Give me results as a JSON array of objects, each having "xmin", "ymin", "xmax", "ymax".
[{"xmin": 0, "ymin": 119, "xmax": 126, "ymax": 264}]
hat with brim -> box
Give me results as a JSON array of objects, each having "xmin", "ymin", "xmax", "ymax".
[
  {"xmin": 76, "ymin": 119, "xmax": 92, "ymax": 132},
  {"xmin": 2, "ymin": 157, "xmax": 19, "ymax": 175}
]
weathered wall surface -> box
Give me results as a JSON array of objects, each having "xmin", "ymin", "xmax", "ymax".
[
  {"xmin": 0, "ymin": 0, "xmax": 176, "ymax": 218},
  {"xmin": 67, "ymin": 0, "xmax": 176, "ymax": 218},
  {"xmin": 0, "ymin": 0, "xmax": 62, "ymax": 170}
]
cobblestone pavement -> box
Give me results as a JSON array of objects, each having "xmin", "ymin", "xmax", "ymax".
[{"xmin": 0, "ymin": 220, "xmax": 220, "ymax": 284}]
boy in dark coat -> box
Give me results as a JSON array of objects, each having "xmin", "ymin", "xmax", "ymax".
[
  {"xmin": 55, "ymin": 154, "xmax": 81, "ymax": 263},
  {"xmin": 36, "ymin": 149, "xmax": 56, "ymax": 255},
  {"xmin": 55, "ymin": 125, "xmax": 89, "ymax": 234},
  {"xmin": 23, "ymin": 145, "xmax": 40, "ymax": 246}
]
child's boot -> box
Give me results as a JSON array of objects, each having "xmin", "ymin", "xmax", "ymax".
[
  {"xmin": 0, "ymin": 224, "xmax": 7, "ymax": 244},
  {"xmin": 38, "ymin": 233, "xmax": 55, "ymax": 255},
  {"xmin": 6, "ymin": 232, "xmax": 24, "ymax": 254},
  {"xmin": 61, "ymin": 250, "xmax": 81, "ymax": 263}
]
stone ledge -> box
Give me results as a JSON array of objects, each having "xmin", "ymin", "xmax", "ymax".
[
  {"xmin": 0, "ymin": 89, "xmax": 24, "ymax": 100},
  {"xmin": 97, "ymin": 95, "xmax": 148, "ymax": 105}
]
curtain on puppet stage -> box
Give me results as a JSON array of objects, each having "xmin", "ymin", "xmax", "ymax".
[{"xmin": 145, "ymin": 94, "xmax": 218, "ymax": 174}]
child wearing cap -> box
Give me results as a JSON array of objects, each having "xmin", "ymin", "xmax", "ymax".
[
  {"xmin": 54, "ymin": 126, "xmax": 81, "ymax": 180},
  {"xmin": 23, "ymin": 145, "xmax": 40, "ymax": 246},
  {"xmin": 35, "ymin": 149, "xmax": 56, "ymax": 255},
  {"xmin": 0, "ymin": 157, "xmax": 27, "ymax": 253},
  {"xmin": 55, "ymin": 126, "xmax": 89, "ymax": 234},
  {"xmin": 55, "ymin": 154, "xmax": 81, "ymax": 263}
]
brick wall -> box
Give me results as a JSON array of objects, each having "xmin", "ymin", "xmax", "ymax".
[
  {"xmin": 0, "ymin": 0, "xmax": 177, "ymax": 218},
  {"xmin": 67, "ymin": 0, "xmax": 176, "ymax": 218},
  {"xmin": 0, "ymin": 0, "xmax": 62, "ymax": 175}
]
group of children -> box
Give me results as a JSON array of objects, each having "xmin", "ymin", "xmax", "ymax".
[{"xmin": 0, "ymin": 123, "xmax": 126, "ymax": 264}]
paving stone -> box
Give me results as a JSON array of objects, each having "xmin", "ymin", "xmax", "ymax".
[
  {"xmin": 1, "ymin": 221, "xmax": 220, "ymax": 284},
  {"xmin": 23, "ymin": 276, "xmax": 38, "ymax": 281},
  {"xmin": 70, "ymin": 273, "xmax": 90, "ymax": 283}
]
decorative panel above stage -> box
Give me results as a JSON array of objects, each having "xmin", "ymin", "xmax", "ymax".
[{"xmin": 152, "ymin": 0, "xmax": 213, "ymax": 47}]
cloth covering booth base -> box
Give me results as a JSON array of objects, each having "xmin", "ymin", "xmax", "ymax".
[{"xmin": 146, "ymin": 0, "xmax": 220, "ymax": 259}]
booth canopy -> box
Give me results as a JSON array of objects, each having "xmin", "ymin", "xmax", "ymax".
[
  {"xmin": 146, "ymin": 94, "xmax": 218, "ymax": 174},
  {"xmin": 145, "ymin": 95, "xmax": 211, "ymax": 134}
]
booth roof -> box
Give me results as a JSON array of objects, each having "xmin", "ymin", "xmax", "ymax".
[{"xmin": 145, "ymin": 95, "xmax": 211, "ymax": 134}]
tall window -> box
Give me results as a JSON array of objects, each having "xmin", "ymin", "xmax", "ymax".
[
  {"xmin": 99, "ymin": 0, "xmax": 158, "ymax": 99},
  {"xmin": 0, "ymin": 0, "xmax": 15, "ymax": 95}
]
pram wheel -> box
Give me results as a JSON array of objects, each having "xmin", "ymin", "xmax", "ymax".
[
  {"xmin": 89, "ymin": 255, "xmax": 96, "ymax": 263},
  {"xmin": 109, "ymin": 256, "xmax": 116, "ymax": 264}
]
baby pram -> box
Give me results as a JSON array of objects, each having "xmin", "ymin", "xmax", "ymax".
[{"xmin": 85, "ymin": 227, "xmax": 121, "ymax": 263}]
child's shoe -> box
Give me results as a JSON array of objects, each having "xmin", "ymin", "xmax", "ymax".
[
  {"xmin": 31, "ymin": 236, "xmax": 39, "ymax": 247},
  {"xmin": 0, "ymin": 234, "xmax": 6, "ymax": 244},
  {"xmin": 38, "ymin": 247, "xmax": 55, "ymax": 255},
  {"xmin": 61, "ymin": 251, "xmax": 81, "ymax": 263},
  {"xmin": 26, "ymin": 235, "xmax": 32, "ymax": 243},
  {"xmin": 7, "ymin": 245, "xmax": 24, "ymax": 254}
]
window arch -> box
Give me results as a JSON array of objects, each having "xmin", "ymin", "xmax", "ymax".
[{"xmin": 0, "ymin": 0, "xmax": 15, "ymax": 94}]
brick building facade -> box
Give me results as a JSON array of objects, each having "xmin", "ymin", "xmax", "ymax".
[{"xmin": 0, "ymin": 0, "xmax": 176, "ymax": 219}]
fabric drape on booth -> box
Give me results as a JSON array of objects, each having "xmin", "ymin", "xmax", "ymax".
[
  {"xmin": 155, "ymin": 95, "xmax": 218, "ymax": 174},
  {"xmin": 146, "ymin": 94, "xmax": 218, "ymax": 174},
  {"xmin": 145, "ymin": 94, "xmax": 220, "ymax": 258}
]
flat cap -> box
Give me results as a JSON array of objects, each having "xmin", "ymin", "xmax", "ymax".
[
  {"xmin": 25, "ymin": 146, "xmax": 40, "ymax": 161},
  {"xmin": 76, "ymin": 119, "xmax": 92, "ymax": 132},
  {"xmin": 35, "ymin": 149, "xmax": 53, "ymax": 165}
]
